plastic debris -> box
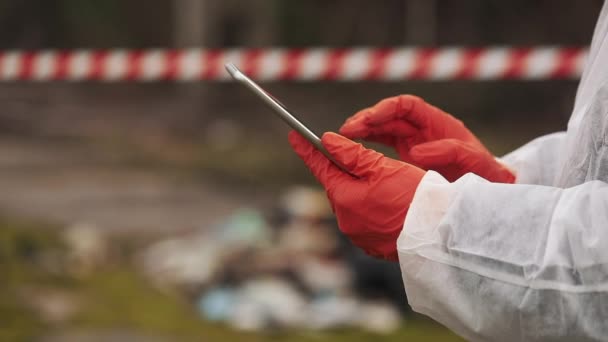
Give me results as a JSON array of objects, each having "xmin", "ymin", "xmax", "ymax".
[
  {"xmin": 139, "ymin": 186, "xmax": 405, "ymax": 333},
  {"xmin": 140, "ymin": 234, "xmax": 222, "ymax": 288},
  {"xmin": 216, "ymin": 208, "xmax": 271, "ymax": 248},
  {"xmin": 357, "ymin": 301, "xmax": 402, "ymax": 334},
  {"xmin": 229, "ymin": 277, "xmax": 307, "ymax": 331},
  {"xmin": 294, "ymin": 257, "xmax": 352, "ymax": 295},
  {"xmin": 305, "ymin": 295, "xmax": 360, "ymax": 330},
  {"xmin": 197, "ymin": 287, "xmax": 237, "ymax": 321},
  {"xmin": 63, "ymin": 222, "xmax": 108, "ymax": 275},
  {"xmin": 280, "ymin": 186, "xmax": 331, "ymax": 220}
]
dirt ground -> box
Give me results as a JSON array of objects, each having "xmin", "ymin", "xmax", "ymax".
[{"xmin": 0, "ymin": 136, "xmax": 270, "ymax": 235}]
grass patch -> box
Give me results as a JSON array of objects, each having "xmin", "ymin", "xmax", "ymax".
[{"xmin": 0, "ymin": 217, "xmax": 462, "ymax": 341}]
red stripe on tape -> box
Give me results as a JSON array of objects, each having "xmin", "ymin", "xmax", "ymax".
[
  {"xmin": 163, "ymin": 50, "xmax": 181, "ymax": 80},
  {"xmin": 19, "ymin": 52, "xmax": 35, "ymax": 80},
  {"xmin": 54, "ymin": 51, "xmax": 71, "ymax": 80},
  {"xmin": 323, "ymin": 49, "xmax": 347, "ymax": 80},
  {"xmin": 202, "ymin": 49, "xmax": 223, "ymax": 80},
  {"xmin": 365, "ymin": 49, "xmax": 393, "ymax": 80},
  {"xmin": 242, "ymin": 49, "xmax": 263, "ymax": 79},
  {"xmin": 503, "ymin": 48, "xmax": 531, "ymax": 79},
  {"xmin": 551, "ymin": 48, "xmax": 581, "ymax": 79},
  {"xmin": 89, "ymin": 51, "xmax": 107, "ymax": 80},
  {"xmin": 410, "ymin": 48, "xmax": 438, "ymax": 79},
  {"xmin": 0, "ymin": 52, "xmax": 5, "ymax": 79},
  {"xmin": 281, "ymin": 49, "xmax": 304, "ymax": 80},
  {"xmin": 456, "ymin": 48, "xmax": 484, "ymax": 80},
  {"xmin": 126, "ymin": 50, "xmax": 143, "ymax": 81}
]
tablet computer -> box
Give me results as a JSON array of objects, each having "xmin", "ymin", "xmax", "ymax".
[{"xmin": 225, "ymin": 63, "xmax": 356, "ymax": 177}]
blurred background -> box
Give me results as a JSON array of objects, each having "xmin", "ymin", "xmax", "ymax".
[{"xmin": 0, "ymin": 1, "xmax": 604, "ymax": 341}]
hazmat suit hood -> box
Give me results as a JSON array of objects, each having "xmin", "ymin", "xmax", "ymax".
[{"xmin": 557, "ymin": 2, "xmax": 608, "ymax": 187}]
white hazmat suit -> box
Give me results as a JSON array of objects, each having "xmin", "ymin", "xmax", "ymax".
[{"xmin": 397, "ymin": 2, "xmax": 608, "ymax": 341}]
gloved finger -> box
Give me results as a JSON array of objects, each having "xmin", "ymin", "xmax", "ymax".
[
  {"xmin": 365, "ymin": 121, "xmax": 419, "ymax": 138},
  {"xmin": 339, "ymin": 111, "xmax": 371, "ymax": 138},
  {"xmin": 339, "ymin": 109, "xmax": 394, "ymax": 144},
  {"xmin": 288, "ymin": 130, "xmax": 345, "ymax": 189},
  {"xmin": 340, "ymin": 117, "xmax": 418, "ymax": 140},
  {"xmin": 408, "ymin": 139, "xmax": 465, "ymax": 168},
  {"xmin": 364, "ymin": 95, "xmax": 430, "ymax": 128},
  {"xmin": 321, "ymin": 132, "xmax": 391, "ymax": 179},
  {"xmin": 341, "ymin": 108, "xmax": 369, "ymax": 134},
  {"xmin": 340, "ymin": 96, "xmax": 422, "ymax": 137}
]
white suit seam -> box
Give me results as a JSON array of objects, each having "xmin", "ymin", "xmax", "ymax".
[{"xmin": 399, "ymin": 247, "xmax": 608, "ymax": 294}]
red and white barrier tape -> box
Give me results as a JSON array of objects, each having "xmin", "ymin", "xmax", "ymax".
[{"xmin": 0, "ymin": 47, "xmax": 588, "ymax": 82}]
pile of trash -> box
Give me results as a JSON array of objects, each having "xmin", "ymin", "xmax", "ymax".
[{"xmin": 139, "ymin": 186, "xmax": 407, "ymax": 334}]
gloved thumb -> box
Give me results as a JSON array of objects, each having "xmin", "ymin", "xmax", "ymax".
[
  {"xmin": 322, "ymin": 132, "xmax": 400, "ymax": 178},
  {"xmin": 289, "ymin": 130, "xmax": 345, "ymax": 189}
]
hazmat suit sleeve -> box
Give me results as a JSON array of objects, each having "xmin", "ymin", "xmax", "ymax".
[
  {"xmin": 397, "ymin": 3, "xmax": 608, "ymax": 340},
  {"xmin": 500, "ymin": 132, "xmax": 567, "ymax": 186},
  {"xmin": 397, "ymin": 172, "xmax": 608, "ymax": 341}
]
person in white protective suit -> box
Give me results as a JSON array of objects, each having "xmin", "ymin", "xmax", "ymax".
[{"xmin": 287, "ymin": 2, "xmax": 608, "ymax": 340}]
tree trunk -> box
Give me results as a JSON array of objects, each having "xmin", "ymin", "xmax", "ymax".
[{"xmin": 404, "ymin": 0, "xmax": 437, "ymax": 45}]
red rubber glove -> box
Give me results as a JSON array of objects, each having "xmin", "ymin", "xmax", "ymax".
[
  {"xmin": 340, "ymin": 95, "xmax": 515, "ymax": 183},
  {"xmin": 289, "ymin": 131, "xmax": 425, "ymax": 262}
]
